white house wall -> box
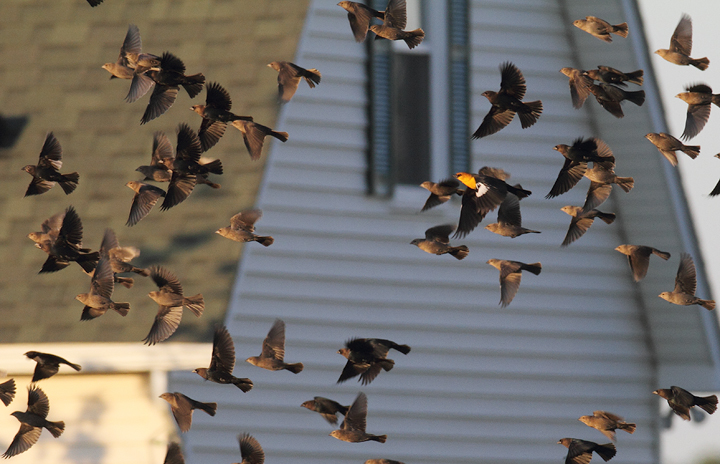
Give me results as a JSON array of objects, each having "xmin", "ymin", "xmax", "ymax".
[{"xmin": 168, "ymin": 1, "xmax": 720, "ymax": 463}]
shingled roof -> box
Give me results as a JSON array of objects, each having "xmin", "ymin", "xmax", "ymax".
[{"xmin": 0, "ymin": 0, "xmax": 310, "ymax": 343}]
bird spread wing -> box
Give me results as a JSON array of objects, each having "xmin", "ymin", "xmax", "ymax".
[
  {"xmin": 261, "ymin": 319, "xmax": 286, "ymax": 361},
  {"xmin": 38, "ymin": 132, "xmax": 63, "ymax": 170},
  {"xmin": 210, "ymin": 326, "xmax": 236, "ymax": 374},
  {"xmin": 343, "ymin": 392, "xmax": 368, "ymax": 432},
  {"xmin": 670, "ymin": 14, "xmax": 693, "ymax": 55},
  {"xmin": 674, "ymin": 253, "xmax": 697, "ymax": 295}
]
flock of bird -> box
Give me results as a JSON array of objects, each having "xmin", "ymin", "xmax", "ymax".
[{"xmin": 6, "ymin": 0, "xmax": 720, "ymax": 463}]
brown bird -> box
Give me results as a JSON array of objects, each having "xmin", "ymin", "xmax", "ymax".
[
  {"xmin": 301, "ymin": 396, "xmax": 350, "ymax": 425},
  {"xmin": 584, "ymin": 66, "xmax": 643, "ymax": 87},
  {"xmin": 2, "ymin": 386, "xmax": 64, "ymax": 458},
  {"xmin": 141, "ymin": 52, "xmax": 205, "ymax": 125},
  {"xmin": 191, "ymin": 82, "xmax": 288, "ymax": 158},
  {"xmin": 125, "ymin": 181, "xmax": 166, "ymax": 226},
  {"xmin": 644, "ymin": 132, "xmax": 700, "ymax": 166},
  {"xmin": 101, "ymin": 24, "xmax": 158, "ymax": 102},
  {"xmin": 369, "ymin": 0, "xmax": 424, "ymax": 50},
  {"xmin": 655, "ymin": 14, "xmax": 709, "ymax": 70},
  {"xmin": 22, "ymin": 132, "xmax": 79, "ymax": 197},
  {"xmin": 589, "ymin": 83, "xmax": 645, "ymax": 118},
  {"xmin": 28, "ymin": 206, "xmax": 100, "ymax": 274},
  {"xmin": 454, "ymin": 169, "xmax": 532, "ymax": 239},
  {"xmin": 246, "ymin": 319, "xmax": 304, "ymax": 373},
  {"xmin": 557, "ymin": 438, "xmax": 616, "ymax": 464},
  {"xmin": 193, "ymin": 325, "xmax": 253, "ymax": 392},
  {"xmin": 485, "ymin": 192, "xmax": 540, "ymax": 238},
  {"xmin": 560, "ymin": 67, "xmax": 593, "ymax": 109},
  {"xmin": 578, "ymin": 411, "xmax": 637, "ymax": 442},
  {"xmin": 615, "ymin": 245, "xmax": 671, "ymax": 282},
  {"xmin": 486, "ymin": 259, "xmax": 541, "ymax": 307},
  {"xmin": 99, "ymin": 228, "xmax": 150, "ymax": 288},
  {"xmin": 410, "ymin": 224, "xmax": 469, "ymax": 260},
  {"xmin": 145, "ymin": 266, "xmax": 204, "ymax": 345},
  {"xmin": 0, "ymin": 379, "xmax": 15, "ymax": 407},
  {"xmin": 76, "ymin": 256, "xmax": 131, "ymax": 320},
  {"xmin": 330, "ymin": 392, "xmax": 387, "ymax": 443},
  {"xmin": 236, "ymin": 433, "xmax": 264, "ymax": 464},
  {"xmin": 24, "ymin": 351, "xmax": 81, "ymax": 383},
  {"xmin": 337, "ymin": 1, "xmax": 386, "ymax": 42},
  {"xmin": 547, "ymin": 138, "xmax": 615, "ymax": 199},
  {"xmin": 472, "ymin": 62, "xmax": 542, "ymax": 139},
  {"xmin": 135, "ymin": 131, "xmax": 175, "ymax": 182},
  {"xmin": 337, "ymin": 338, "xmax": 410, "ymax": 385},
  {"xmin": 653, "ymin": 386, "xmax": 718, "ymax": 421},
  {"xmin": 163, "ymin": 443, "xmax": 185, "ymax": 464},
  {"xmin": 581, "ymin": 165, "xmax": 634, "ymax": 212},
  {"xmin": 216, "ymin": 209, "xmax": 274, "ymax": 247},
  {"xmin": 658, "ymin": 253, "xmax": 715, "ymax": 310},
  {"xmin": 419, "ymin": 177, "xmax": 464, "ymax": 211},
  {"xmin": 560, "ymin": 206, "xmax": 615, "ymax": 247},
  {"xmin": 267, "ymin": 61, "xmax": 321, "ymax": 102},
  {"xmin": 159, "ymin": 392, "xmax": 217, "ymax": 433},
  {"xmin": 573, "ymin": 16, "xmax": 628, "ymax": 42},
  {"xmin": 676, "ymin": 84, "xmax": 720, "ymax": 140}
]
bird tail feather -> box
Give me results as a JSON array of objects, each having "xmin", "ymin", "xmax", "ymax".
[
  {"xmin": 182, "ymin": 73, "xmax": 206, "ymax": 98},
  {"xmin": 303, "ymin": 69, "xmax": 321, "ymax": 88},
  {"xmin": 198, "ymin": 401, "xmax": 218, "ymax": 416},
  {"xmin": 652, "ymin": 249, "xmax": 671, "ymax": 260},
  {"xmin": 597, "ymin": 212, "xmax": 616, "ymax": 224},
  {"xmin": 403, "ymin": 29, "xmax": 425, "ymax": 49},
  {"xmin": 507, "ymin": 184, "xmax": 532, "ymax": 199},
  {"xmin": 112, "ymin": 302, "xmax": 130, "ymax": 317},
  {"xmin": 612, "ymin": 23, "xmax": 629, "ymax": 38},
  {"xmin": 117, "ymin": 276, "xmax": 134, "ymax": 289},
  {"xmin": 59, "ymin": 172, "xmax": 79, "ymax": 194},
  {"xmin": 233, "ymin": 377, "xmax": 253, "ymax": 392},
  {"xmin": 619, "ymin": 422, "xmax": 637, "ymax": 434},
  {"xmin": 626, "ymin": 70, "xmax": 644, "ymax": 85},
  {"xmin": 695, "ymin": 394, "xmax": 718, "ymax": 414},
  {"xmin": 202, "ymin": 159, "xmax": 223, "ymax": 175},
  {"xmin": 524, "ymin": 263, "xmax": 543, "ymax": 275},
  {"xmin": 285, "ymin": 363, "xmax": 304, "ymax": 374},
  {"xmin": 700, "ymin": 299, "xmax": 716, "ymax": 311},
  {"xmin": 76, "ymin": 252, "xmax": 100, "ymax": 274},
  {"xmin": 371, "ymin": 435, "xmax": 387, "ymax": 443},
  {"xmin": 691, "ymin": 57, "xmax": 710, "ymax": 71},
  {"xmin": 184, "ymin": 294, "xmax": 205, "ymax": 317},
  {"xmin": 681, "ymin": 144, "xmax": 701, "ymax": 159},
  {"xmin": 256, "ymin": 235, "xmax": 274, "ymax": 247},
  {"xmin": 392, "ymin": 344, "xmax": 411, "ymax": 355},
  {"xmin": 47, "ymin": 420, "xmax": 65, "ymax": 438},
  {"xmin": 595, "ymin": 443, "xmax": 616, "ymax": 462},
  {"xmin": 450, "ymin": 245, "xmax": 469, "ymax": 260},
  {"xmin": 518, "ymin": 101, "xmax": 543, "ymax": 128},
  {"xmin": 616, "ymin": 176, "xmax": 634, "ymax": 193}
]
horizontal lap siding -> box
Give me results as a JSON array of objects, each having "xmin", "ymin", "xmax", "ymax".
[{"xmin": 172, "ymin": 1, "xmax": 663, "ymax": 464}]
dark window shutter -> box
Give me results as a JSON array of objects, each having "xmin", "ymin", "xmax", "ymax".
[{"xmin": 448, "ymin": 0, "xmax": 470, "ymax": 173}]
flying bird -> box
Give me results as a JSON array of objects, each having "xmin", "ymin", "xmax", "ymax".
[
  {"xmin": 615, "ymin": 245, "xmax": 671, "ymax": 282},
  {"xmin": 711, "ymin": 154, "xmax": 720, "ymax": 196},
  {"xmin": 472, "ymin": 62, "xmax": 542, "ymax": 139},
  {"xmin": 589, "ymin": 83, "xmax": 645, "ymax": 118},
  {"xmin": 484, "ymin": 193, "xmax": 540, "ymax": 238},
  {"xmin": 236, "ymin": 433, "xmax": 265, "ymax": 464},
  {"xmin": 24, "ymin": 351, "xmax": 81, "ymax": 383},
  {"xmin": 191, "ymin": 82, "xmax": 288, "ymax": 158},
  {"xmin": 28, "ymin": 206, "xmax": 100, "ymax": 274},
  {"xmin": 337, "ymin": 1, "xmax": 387, "ymax": 42},
  {"xmin": 581, "ymin": 165, "xmax": 634, "ymax": 212},
  {"xmin": 98, "ymin": 228, "xmax": 150, "ymax": 288},
  {"xmin": 560, "ymin": 67, "xmax": 593, "ymax": 109},
  {"xmin": 2, "ymin": 386, "xmax": 64, "ymax": 458},
  {"xmin": 676, "ymin": 83, "xmax": 720, "ymax": 140},
  {"xmin": 267, "ymin": 61, "xmax": 321, "ymax": 102},
  {"xmin": 410, "ymin": 224, "xmax": 469, "ymax": 260},
  {"xmin": 101, "ymin": 24, "xmax": 159, "ymax": 102},
  {"xmin": 547, "ymin": 138, "xmax": 615, "ymax": 199},
  {"xmin": 301, "ymin": 396, "xmax": 349, "ymax": 425},
  {"xmin": 22, "ymin": 132, "xmax": 79, "ymax": 197},
  {"xmin": 163, "ymin": 443, "xmax": 185, "ymax": 464},
  {"xmin": 560, "ymin": 206, "xmax": 615, "ymax": 247},
  {"xmin": 419, "ymin": 177, "xmax": 463, "ymax": 211},
  {"xmin": 557, "ymin": 438, "xmax": 616, "ymax": 464},
  {"xmin": 369, "ymin": 0, "xmax": 424, "ymax": 50},
  {"xmin": 193, "ymin": 325, "xmax": 253, "ymax": 392},
  {"xmin": 653, "ymin": 386, "xmax": 718, "ymax": 421},
  {"xmin": 337, "ymin": 338, "xmax": 410, "ymax": 385},
  {"xmin": 159, "ymin": 392, "xmax": 217, "ymax": 433},
  {"xmin": 578, "ymin": 411, "xmax": 636, "ymax": 442},
  {"xmin": 573, "ymin": 16, "xmax": 628, "ymax": 42},
  {"xmin": 330, "ymin": 392, "xmax": 387, "ymax": 443},
  {"xmin": 486, "ymin": 259, "xmax": 541, "ymax": 307},
  {"xmin": 126, "ymin": 181, "xmax": 166, "ymax": 226},
  {"xmin": 454, "ymin": 168, "xmax": 532, "ymax": 238},
  {"xmin": 135, "ymin": 131, "xmax": 174, "ymax": 182},
  {"xmin": 0, "ymin": 379, "xmax": 15, "ymax": 406},
  {"xmin": 76, "ymin": 256, "xmax": 131, "ymax": 320},
  {"xmin": 658, "ymin": 253, "xmax": 715, "ymax": 310},
  {"xmin": 654, "ymin": 14, "xmax": 709, "ymax": 70},
  {"xmin": 145, "ymin": 265, "xmax": 204, "ymax": 345},
  {"xmin": 246, "ymin": 319, "xmax": 304, "ymax": 373},
  {"xmin": 140, "ymin": 52, "xmax": 205, "ymax": 124},
  {"xmin": 584, "ymin": 66, "xmax": 643, "ymax": 87},
  {"xmin": 216, "ymin": 209, "xmax": 274, "ymax": 246},
  {"xmin": 644, "ymin": 132, "xmax": 699, "ymax": 166}
]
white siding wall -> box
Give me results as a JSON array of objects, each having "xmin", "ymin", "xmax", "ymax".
[{"xmin": 169, "ymin": 1, "xmax": 718, "ymax": 463}]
